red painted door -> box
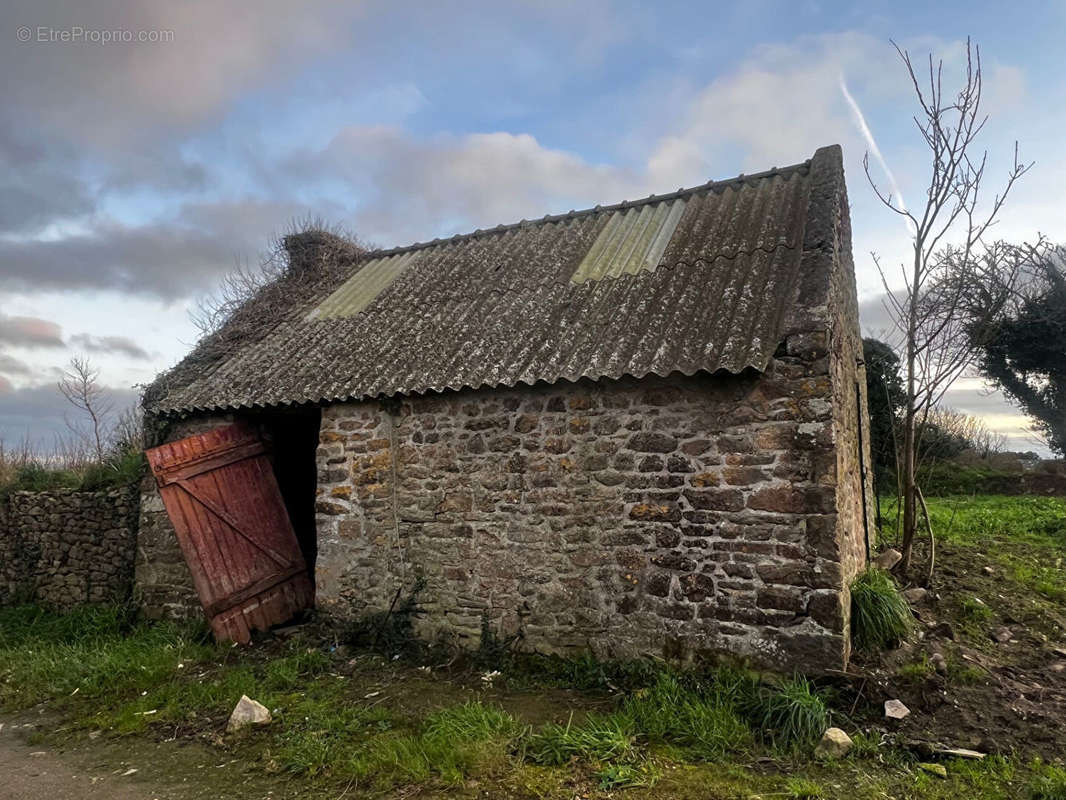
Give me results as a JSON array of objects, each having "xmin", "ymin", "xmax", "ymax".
[{"xmin": 146, "ymin": 423, "xmax": 313, "ymax": 643}]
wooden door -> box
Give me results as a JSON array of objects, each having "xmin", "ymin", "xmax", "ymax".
[{"xmin": 146, "ymin": 423, "xmax": 314, "ymax": 643}]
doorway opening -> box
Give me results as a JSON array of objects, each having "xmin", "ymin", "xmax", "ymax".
[{"xmin": 250, "ymin": 407, "xmax": 322, "ymax": 580}]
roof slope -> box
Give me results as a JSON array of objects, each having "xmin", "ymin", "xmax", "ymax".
[{"xmin": 147, "ymin": 145, "xmax": 844, "ymax": 415}]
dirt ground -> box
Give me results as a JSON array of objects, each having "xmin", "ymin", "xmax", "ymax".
[
  {"xmin": 847, "ymin": 536, "xmax": 1066, "ymax": 760},
  {"xmin": 0, "ymin": 716, "xmax": 299, "ymax": 800}
]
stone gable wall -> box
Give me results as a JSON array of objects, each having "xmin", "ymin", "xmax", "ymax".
[
  {"xmin": 135, "ymin": 414, "xmax": 231, "ymax": 620},
  {"xmin": 314, "ymin": 353, "xmax": 862, "ymax": 670},
  {"xmin": 0, "ymin": 486, "xmax": 139, "ymax": 609}
]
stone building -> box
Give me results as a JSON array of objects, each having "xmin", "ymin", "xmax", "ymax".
[{"xmin": 140, "ymin": 144, "xmax": 873, "ymax": 670}]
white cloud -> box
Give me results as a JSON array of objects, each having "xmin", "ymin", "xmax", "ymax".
[
  {"xmin": 299, "ymin": 127, "xmax": 645, "ymax": 246},
  {"xmin": 2, "ymin": 0, "xmax": 364, "ymax": 147}
]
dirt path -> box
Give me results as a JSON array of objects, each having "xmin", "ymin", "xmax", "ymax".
[
  {"xmin": 0, "ymin": 724, "xmax": 163, "ymax": 800},
  {"xmin": 0, "ymin": 718, "xmax": 294, "ymax": 800}
]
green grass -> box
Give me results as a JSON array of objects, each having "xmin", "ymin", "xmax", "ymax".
[
  {"xmin": 526, "ymin": 711, "xmax": 637, "ymax": 765},
  {"xmin": 879, "ymin": 495, "xmax": 1066, "ymax": 550},
  {"xmin": 1029, "ymin": 759, "xmax": 1066, "ymax": 800},
  {"xmin": 786, "ymin": 776, "xmax": 825, "ymax": 798},
  {"xmin": 745, "ymin": 675, "xmax": 829, "ymax": 752},
  {"xmin": 4, "ymin": 493, "xmax": 1065, "ymax": 800},
  {"xmin": 850, "ymin": 567, "xmax": 913, "ymax": 651},
  {"xmin": 594, "ymin": 760, "xmax": 661, "ymax": 789},
  {"xmin": 348, "ymin": 701, "xmax": 522, "ymax": 787},
  {"xmin": 0, "ymin": 604, "xmax": 218, "ymax": 711},
  {"xmin": 898, "ymin": 654, "xmax": 935, "ymax": 682},
  {"xmin": 0, "ymin": 449, "xmax": 146, "ymax": 498},
  {"xmin": 960, "ymin": 595, "xmax": 995, "ymax": 622}
]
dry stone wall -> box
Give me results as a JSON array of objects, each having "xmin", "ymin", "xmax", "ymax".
[
  {"xmin": 0, "ymin": 486, "xmax": 139, "ymax": 609},
  {"xmin": 315, "ymin": 352, "xmax": 865, "ymax": 671}
]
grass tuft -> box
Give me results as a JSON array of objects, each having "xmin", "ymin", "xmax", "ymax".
[
  {"xmin": 525, "ymin": 712, "xmax": 636, "ymax": 765},
  {"xmin": 622, "ymin": 672, "xmax": 753, "ymax": 760},
  {"xmin": 786, "ymin": 776, "xmax": 825, "ymax": 798},
  {"xmin": 1029, "ymin": 759, "xmax": 1066, "ymax": 800},
  {"xmin": 595, "ymin": 760, "xmax": 660, "ymax": 789},
  {"xmin": 350, "ymin": 701, "xmax": 521, "ymax": 787},
  {"xmin": 850, "ymin": 567, "xmax": 912, "ymax": 652},
  {"xmin": 744, "ymin": 675, "xmax": 829, "ymax": 752}
]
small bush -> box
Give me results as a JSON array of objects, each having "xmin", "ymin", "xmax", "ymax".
[
  {"xmin": 744, "ymin": 675, "xmax": 828, "ymax": 751},
  {"xmin": 850, "ymin": 568, "xmax": 912, "ymax": 651}
]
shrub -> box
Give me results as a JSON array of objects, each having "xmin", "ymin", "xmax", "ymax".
[{"xmin": 850, "ymin": 568, "xmax": 912, "ymax": 652}]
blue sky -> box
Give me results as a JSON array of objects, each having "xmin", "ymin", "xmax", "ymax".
[{"xmin": 1, "ymin": 1, "xmax": 1063, "ymax": 453}]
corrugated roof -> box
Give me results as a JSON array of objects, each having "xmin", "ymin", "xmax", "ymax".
[
  {"xmin": 572, "ymin": 198, "xmax": 687, "ymax": 283},
  {"xmin": 146, "ymin": 146, "xmax": 844, "ymax": 415},
  {"xmin": 310, "ymin": 249, "xmax": 420, "ymax": 319}
]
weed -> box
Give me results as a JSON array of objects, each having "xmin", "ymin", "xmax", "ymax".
[
  {"xmin": 847, "ymin": 730, "xmax": 882, "ymax": 759},
  {"xmin": 1029, "ymin": 759, "xmax": 1066, "ymax": 800},
  {"xmin": 350, "ymin": 701, "xmax": 520, "ymax": 787},
  {"xmin": 744, "ymin": 675, "xmax": 829, "ymax": 752},
  {"xmin": 622, "ymin": 672, "xmax": 752, "ymax": 760},
  {"xmin": 945, "ymin": 657, "xmax": 985, "ymax": 685},
  {"xmin": 525, "ymin": 712, "xmax": 636, "ymax": 765},
  {"xmin": 960, "ymin": 596, "xmax": 995, "ymax": 622},
  {"xmin": 850, "ymin": 567, "xmax": 912, "ymax": 651},
  {"xmin": 342, "ymin": 577, "xmax": 426, "ymax": 656},
  {"xmin": 595, "ymin": 760, "xmax": 660, "ymax": 789},
  {"xmin": 786, "ymin": 776, "xmax": 824, "ymax": 798},
  {"xmin": 425, "ymin": 701, "xmax": 522, "ymax": 742},
  {"xmin": 898, "ymin": 654, "xmax": 934, "ymax": 682}
]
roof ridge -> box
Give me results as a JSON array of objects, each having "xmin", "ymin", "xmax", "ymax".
[{"xmin": 360, "ymin": 158, "xmax": 812, "ymax": 260}]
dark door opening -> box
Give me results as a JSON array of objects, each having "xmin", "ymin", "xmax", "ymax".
[{"xmin": 250, "ymin": 407, "xmax": 322, "ymax": 580}]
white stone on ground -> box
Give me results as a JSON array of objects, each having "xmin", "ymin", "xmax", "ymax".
[
  {"xmin": 814, "ymin": 727, "xmax": 853, "ymax": 758},
  {"xmin": 227, "ymin": 695, "xmax": 272, "ymax": 732},
  {"xmin": 884, "ymin": 698, "xmax": 910, "ymax": 719}
]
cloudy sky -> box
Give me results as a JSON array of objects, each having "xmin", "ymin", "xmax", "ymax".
[{"xmin": 1, "ymin": 1, "xmax": 1062, "ymax": 454}]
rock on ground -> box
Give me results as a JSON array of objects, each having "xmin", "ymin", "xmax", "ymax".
[
  {"xmin": 814, "ymin": 727, "xmax": 853, "ymax": 758},
  {"xmin": 903, "ymin": 587, "xmax": 928, "ymax": 604},
  {"xmin": 873, "ymin": 548, "xmax": 902, "ymax": 570},
  {"xmin": 885, "ymin": 699, "xmax": 911, "ymax": 720},
  {"xmin": 226, "ymin": 695, "xmax": 271, "ymax": 733}
]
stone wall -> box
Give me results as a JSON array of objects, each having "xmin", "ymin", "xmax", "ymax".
[
  {"xmin": 314, "ymin": 356, "xmax": 864, "ymax": 671},
  {"xmin": 135, "ymin": 414, "xmax": 230, "ymax": 620},
  {"xmin": 0, "ymin": 486, "xmax": 139, "ymax": 609}
]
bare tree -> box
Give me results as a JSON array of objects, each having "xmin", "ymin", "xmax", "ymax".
[
  {"xmin": 865, "ymin": 38, "xmax": 1031, "ymax": 574},
  {"xmin": 921, "ymin": 406, "xmax": 1006, "ymax": 462},
  {"xmin": 58, "ymin": 356, "xmax": 113, "ymax": 463}
]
